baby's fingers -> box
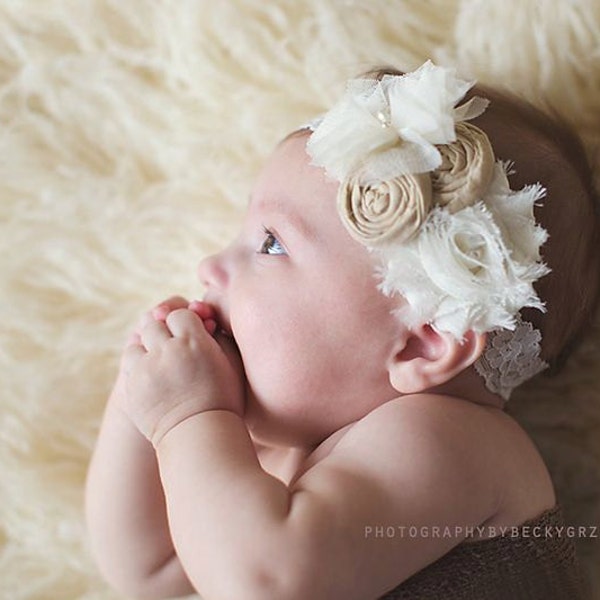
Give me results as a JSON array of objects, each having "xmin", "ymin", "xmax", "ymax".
[
  {"xmin": 188, "ymin": 300, "xmax": 217, "ymax": 335},
  {"xmin": 166, "ymin": 308, "xmax": 207, "ymax": 341},
  {"xmin": 140, "ymin": 320, "xmax": 172, "ymax": 351},
  {"xmin": 152, "ymin": 296, "xmax": 190, "ymax": 321}
]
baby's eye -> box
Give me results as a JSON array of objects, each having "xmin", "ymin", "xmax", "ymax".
[{"xmin": 259, "ymin": 228, "xmax": 287, "ymax": 256}]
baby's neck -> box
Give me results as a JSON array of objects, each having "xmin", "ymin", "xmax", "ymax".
[
  {"xmin": 250, "ymin": 370, "xmax": 505, "ymax": 484},
  {"xmin": 252, "ymin": 420, "xmax": 358, "ymax": 486}
]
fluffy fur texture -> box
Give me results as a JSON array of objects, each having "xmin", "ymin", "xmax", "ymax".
[{"xmin": 0, "ymin": 1, "xmax": 598, "ymax": 598}]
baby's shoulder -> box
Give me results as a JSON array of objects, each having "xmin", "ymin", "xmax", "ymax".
[
  {"xmin": 345, "ymin": 393, "xmax": 510, "ymax": 447},
  {"xmin": 330, "ymin": 394, "xmax": 555, "ymax": 526},
  {"xmin": 312, "ymin": 395, "xmax": 502, "ymax": 487},
  {"xmin": 341, "ymin": 394, "xmax": 538, "ymax": 475}
]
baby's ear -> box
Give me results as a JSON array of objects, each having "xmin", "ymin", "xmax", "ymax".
[{"xmin": 387, "ymin": 325, "xmax": 487, "ymax": 394}]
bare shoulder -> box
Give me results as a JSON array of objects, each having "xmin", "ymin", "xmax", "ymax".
[
  {"xmin": 315, "ymin": 394, "xmax": 555, "ymax": 529},
  {"xmin": 283, "ymin": 394, "xmax": 555, "ymax": 596},
  {"xmin": 346, "ymin": 392, "xmax": 524, "ymax": 449}
]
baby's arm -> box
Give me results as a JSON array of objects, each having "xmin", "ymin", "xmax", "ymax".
[
  {"xmin": 156, "ymin": 402, "xmax": 501, "ymax": 600},
  {"xmin": 121, "ymin": 307, "xmax": 502, "ymax": 600},
  {"xmin": 85, "ymin": 297, "xmax": 213, "ymax": 598},
  {"xmin": 85, "ymin": 377, "xmax": 193, "ymax": 598}
]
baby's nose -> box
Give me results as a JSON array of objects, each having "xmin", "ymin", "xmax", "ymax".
[{"xmin": 197, "ymin": 252, "xmax": 228, "ymax": 290}]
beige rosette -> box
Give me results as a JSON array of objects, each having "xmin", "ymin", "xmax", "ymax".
[
  {"xmin": 337, "ymin": 173, "xmax": 432, "ymax": 246},
  {"xmin": 431, "ymin": 122, "xmax": 495, "ymax": 213}
]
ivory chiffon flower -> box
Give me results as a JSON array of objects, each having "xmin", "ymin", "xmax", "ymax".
[
  {"xmin": 379, "ymin": 167, "xmax": 550, "ymax": 339},
  {"xmin": 307, "ymin": 60, "xmax": 488, "ymax": 183}
]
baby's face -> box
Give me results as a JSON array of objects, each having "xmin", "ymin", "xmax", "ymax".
[{"xmin": 199, "ymin": 134, "xmax": 402, "ymax": 447}]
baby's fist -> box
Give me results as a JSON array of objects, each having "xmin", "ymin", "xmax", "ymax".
[{"xmin": 122, "ymin": 308, "xmax": 245, "ymax": 446}]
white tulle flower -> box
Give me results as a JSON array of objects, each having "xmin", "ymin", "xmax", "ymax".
[{"xmin": 306, "ymin": 60, "xmax": 489, "ymax": 183}]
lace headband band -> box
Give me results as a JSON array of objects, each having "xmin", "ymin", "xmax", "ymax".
[{"xmin": 303, "ymin": 61, "xmax": 550, "ymax": 399}]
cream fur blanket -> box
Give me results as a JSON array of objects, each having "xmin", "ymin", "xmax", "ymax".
[{"xmin": 1, "ymin": 1, "xmax": 599, "ymax": 598}]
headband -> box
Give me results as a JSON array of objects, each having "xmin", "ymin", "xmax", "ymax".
[{"xmin": 304, "ymin": 61, "xmax": 549, "ymax": 399}]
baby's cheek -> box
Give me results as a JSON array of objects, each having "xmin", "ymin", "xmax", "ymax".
[
  {"xmin": 233, "ymin": 293, "xmax": 330, "ymax": 397},
  {"xmin": 246, "ymin": 335, "xmax": 331, "ymax": 403}
]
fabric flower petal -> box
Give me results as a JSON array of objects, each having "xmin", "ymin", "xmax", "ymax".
[
  {"xmin": 431, "ymin": 122, "xmax": 496, "ymax": 212},
  {"xmin": 338, "ymin": 172, "xmax": 432, "ymax": 245},
  {"xmin": 306, "ymin": 61, "xmax": 487, "ymax": 183},
  {"xmin": 387, "ymin": 61, "xmax": 474, "ymax": 144},
  {"xmin": 378, "ymin": 200, "xmax": 549, "ymax": 339}
]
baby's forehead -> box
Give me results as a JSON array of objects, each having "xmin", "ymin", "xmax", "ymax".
[
  {"xmin": 247, "ymin": 194, "xmax": 291, "ymax": 218},
  {"xmin": 255, "ymin": 134, "xmax": 308, "ymax": 185},
  {"xmin": 252, "ymin": 134, "xmax": 337, "ymax": 204}
]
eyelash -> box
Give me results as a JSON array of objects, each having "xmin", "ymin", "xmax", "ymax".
[{"xmin": 259, "ymin": 227, "xmax": 287, "ymax": 256}]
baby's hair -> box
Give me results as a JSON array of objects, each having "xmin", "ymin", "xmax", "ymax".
[
  {"xmin": 471, "ymin": 85, "xmax": 600, "ymax": 373},
  {"xmin": 294, "ymin": 66, "xmax": 600, "ymax": 373}
]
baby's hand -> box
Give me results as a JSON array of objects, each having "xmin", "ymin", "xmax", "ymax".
[
  {"xmin": 124, "ymin": 296, "xmax": 216, "ymax": 350},
  {"xmin": 156, "ymin": 298, "xmax": 217, "ymax": 334},
  {"xmin": 110, "ymin": 297, "xmax": 193, "ymax": 412},
  {"xmin": 121, "ymin": 306, "xmax": 245, "ymax": 446}
]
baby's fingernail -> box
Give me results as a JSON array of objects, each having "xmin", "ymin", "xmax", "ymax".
[{"xmin": 152, "ymin": 305, "xmax": 168, "ymax": 321}]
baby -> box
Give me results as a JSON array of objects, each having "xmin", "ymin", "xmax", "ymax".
[{"xmin": 85, "ymin": 62, "xmax": 599, "ymax": 599}]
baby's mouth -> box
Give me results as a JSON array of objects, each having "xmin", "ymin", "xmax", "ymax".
[
  {"xmin": 197, "ymin": 299, "xmax": 244, "ymax": 373},
  {"xmin": 217, "ymin": 324, "xmax": 233, "ymax": 339},
  {"xmin": 215, "ymin": 322, "xmax": 236, "ymax": 346},
  {"xmin": 214, "ymin": 325, "xmax": 244, "ymax": 373}
]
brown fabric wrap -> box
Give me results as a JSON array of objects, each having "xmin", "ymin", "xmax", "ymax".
[{"xmin": 379, "ymin": 505, "xmax": 585, "ymax": 599}]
